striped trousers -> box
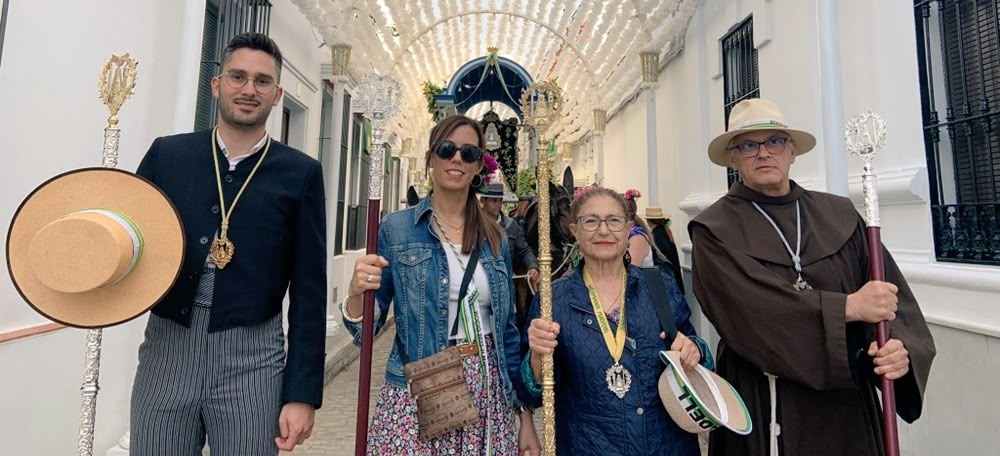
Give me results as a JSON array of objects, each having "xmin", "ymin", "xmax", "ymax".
[{"xmin": 130, "ymin": 268, "xmax": 285, "ymax": 456}]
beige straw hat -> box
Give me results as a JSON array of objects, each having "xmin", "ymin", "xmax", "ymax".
[
  {"xmin": 6, "ymin": 168, "xmax": 185, "ymax": 328},
  {"xmin": 644, "ymin": 207, "xmax": 668, "ymax": 220},
  {"xmin": 707, "ymin": 98, "xmax": 817, "ymax": 167},
  {"xmin": 658, "ymin": 350, "xmax": 752, "ymax": 435}
]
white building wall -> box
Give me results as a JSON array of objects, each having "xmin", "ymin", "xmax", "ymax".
[
  {"xmin": 0, "ymin": 0, "xmax": 334, "ymax": 454},
  {"xmin": 596, "ymin": 0, "xmax": 1000, "ymax": 453}
]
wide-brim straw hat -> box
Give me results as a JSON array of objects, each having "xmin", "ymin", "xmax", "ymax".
[
  {"xmin": 707, "ymin": 98, "xmax": 816, "ymax": 167},
  {"xmin": 645, "ymin": 207, "xmax": 669, "ymax": 220},
  {"xmin": 6, "ymin": 168, "xmax": 185, "ymax": 328},
  {"xmin": 658, "ymin": 350, "xmax": 752, "ymax": 435}
]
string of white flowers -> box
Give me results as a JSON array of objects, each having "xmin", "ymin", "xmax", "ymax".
[{"xmin": 291, "ymin": 0, "xmax": 700, "ymax": 145}]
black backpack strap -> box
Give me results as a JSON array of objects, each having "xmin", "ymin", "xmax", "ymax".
[
  {"xmin": 641, "ymin": 267, "xmax": 678, "ymax": 345},
  {"xmin": 449, "ymin": 247, "xmax": 482, "ymax": 339}
]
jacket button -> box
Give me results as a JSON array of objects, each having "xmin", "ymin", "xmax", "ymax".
[
  {"xmin": 409, "ymin": 256, "xmax": 416, "ymax": 262},
  {"xmin": 440, "ymin": 310, "xmax": 447, "ymax": 317},
  {"xmin": 179, "ymin": 308, "xmax": 189, "ymax": 316},
  {"xmin": 636, "ymin": 407, "xmax": 644, "ymax": 415},
  {"xmin": 210, "ymin": 205, "xmax": 220, "ymax": 214},
  {"xmin": 441, "ymin": 278, "xmax": 448, "ymax": 285},
  {"xmin": 586, "ymin": 318, "xmax": 593, "ymax": 325},
  {"xmin": 199, "ymin": 236, "xmax": 209, "ymax": 245},
  {"xmin": 224, "ymin": 175, "xmax": 234, "ymax": 184}
]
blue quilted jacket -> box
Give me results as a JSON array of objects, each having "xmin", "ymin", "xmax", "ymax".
[{"xmin": 521, "ymin": 265, "xmax": 714, "ymax": 456}]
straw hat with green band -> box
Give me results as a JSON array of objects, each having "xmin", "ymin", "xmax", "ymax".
[
  {"xmin": 6, "ymin": 168, "xmax": 185, "ymax": 328},
  {"xmin": 707, "ymin": 98, "xmax": 817, "ymax": 167},
  {"xmin": 658, "ymin": 350, "xmax": 753, "ymax": 435}
]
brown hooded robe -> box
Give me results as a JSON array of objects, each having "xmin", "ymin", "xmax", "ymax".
[{"xmin": 689, "ymin": 181, "xmax": 935, "ymax": 456}]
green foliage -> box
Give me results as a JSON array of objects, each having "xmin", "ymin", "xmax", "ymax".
[{"xmin": 422, "ymin": 81, "xmax": 445, "ymax": 121}]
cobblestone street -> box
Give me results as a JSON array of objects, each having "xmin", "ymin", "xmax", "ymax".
[
  {"xmin": 285, "ymin": 324, "xmax": 706, "ymax": 455},
  {"xmin": 282, "ymin": 328, "xmax": 393, "ymax": 455}
]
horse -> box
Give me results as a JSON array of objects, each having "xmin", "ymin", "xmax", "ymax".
[{"xmin": 515, "ymin": 167, "xmax": 577, "ymax": 327}]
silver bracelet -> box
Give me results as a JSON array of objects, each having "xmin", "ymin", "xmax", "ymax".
[{"xmin": 341, "ymin": 295, "xmax": 364, "ymax": 323}]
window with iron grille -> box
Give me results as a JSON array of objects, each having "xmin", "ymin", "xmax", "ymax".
[
  {"xmin": 347, "ymin": 115, "xmax": 371, "ymax": 251},
  {"xmin": 334, "ymin": 92, "xmax": 351, "ymax": 255},
  {"xmin": 915, "ymin": 0, "xmax": 1000, "ymax": 266},
  {"xmin": 722, "ymin": 17, "xmax": 760, "ymax": 188},
  {"xmin": 195, "ymin": 0, "xmax": 272, "ymax": 132}
]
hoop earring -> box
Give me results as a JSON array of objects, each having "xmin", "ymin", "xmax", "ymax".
[{"xmin": 470, "ymin": 174, "xmax": 484, "ymax": 190}]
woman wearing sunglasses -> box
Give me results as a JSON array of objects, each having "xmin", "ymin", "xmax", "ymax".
[
  {"xmin": 523, "ymin": 186, "xmax": 714, "ymax": 455},
  {"xmin": 343, "ymin": 115, "xmax": 540, "ymax": 455}
]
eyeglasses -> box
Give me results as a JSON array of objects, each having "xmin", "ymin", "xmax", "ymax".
[
  {"xmin": 576, "ymin": 215, "xmax": 628, "ymax": 232},
  {"xmin": 435, "ymin": 140, "xmax": 483, "ymax": 163},
  {"xmin": 728, "ymin": 137, "xmax": 792, "ymax": 158},
  {"xmin": 218, "ymin": 71, "xmax": 278, "ymax": 94}
]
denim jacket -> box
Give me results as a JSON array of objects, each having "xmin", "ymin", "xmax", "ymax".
[
  {"xmin": 343, "ymin": 197, "xmax": 527, "ymax": 405},
  {"xmin": 520, "ymin": 265, "xmax": 714, "ymax": 456}
]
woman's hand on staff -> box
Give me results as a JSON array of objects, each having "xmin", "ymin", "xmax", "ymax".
[
  {"xmin": 345, "ymin": 255, "xmax": 388, "ymax": 319},
  {"xmin": 527, "ymin": 318, "xmax": 560, "ymax": 383},
  {"xmin": 662, "ymin": 331, "xmax": 701, "ymax": 369}
]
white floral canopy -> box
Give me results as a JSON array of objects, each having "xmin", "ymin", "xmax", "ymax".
[{"xmin": 291, "ymin": 0, "xmax": 702, "ymax": 148}]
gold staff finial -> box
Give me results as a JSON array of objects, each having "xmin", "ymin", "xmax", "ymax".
[{"xmin": 98, "ymin": 53, "xmax": 138, "ymax": 129}]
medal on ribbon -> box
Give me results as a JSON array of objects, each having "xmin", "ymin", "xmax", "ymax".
[{"xmin": 584, "ymin": 268, "xmax": 631, "ymax": 399}]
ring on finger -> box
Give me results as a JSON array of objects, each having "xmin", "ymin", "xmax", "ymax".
[{"xmin": 366, "ymin": 273, "xmax": 374, "ymax": 283}]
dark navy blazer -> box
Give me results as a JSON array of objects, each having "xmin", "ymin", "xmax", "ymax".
[{"xmin": 136, "ymin": 129, "xmax": 327, "ymax": 408}]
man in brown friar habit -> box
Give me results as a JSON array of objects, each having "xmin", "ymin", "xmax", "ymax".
[{"xmin": 689, "ymin": 98, "xmax": 936, "ymax": 455}]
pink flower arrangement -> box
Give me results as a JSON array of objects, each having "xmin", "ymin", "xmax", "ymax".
[
  {"xmin": 624, "ymin": 189, "xmax": 642, "ymax": 201},
  {"xmin": 573, "ymin": 184, "xmax": 600, "ymax": 201},
  {"xmin": 482, "ymin": 154, "xmax": 499, "ymax": 184}
]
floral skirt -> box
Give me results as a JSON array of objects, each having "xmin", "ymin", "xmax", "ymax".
[{"xmin": 367, "ymin": 335, "xmax": 518, "ymax": 455}]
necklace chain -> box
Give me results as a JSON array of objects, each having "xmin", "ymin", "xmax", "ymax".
[
  {"xmin": 212, "ymin": 127, "xmax": 271, "ymax": 236},
  {"xmin": 751, "ymin": 201, "xmax": 812, "ymax": 290}
]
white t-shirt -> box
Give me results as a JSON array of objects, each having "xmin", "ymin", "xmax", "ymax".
[{"xmin": 441, "ymin": 240, "xmax": 494, "ymax": 340}]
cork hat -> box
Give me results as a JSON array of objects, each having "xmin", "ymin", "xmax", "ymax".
[
  {"xmin": 6, "ymin": 168, "xmax": 185, "ymax": 328},
  {"xmin": 658, "ymin": 350, "xmax": 752, "ymax": 435}
]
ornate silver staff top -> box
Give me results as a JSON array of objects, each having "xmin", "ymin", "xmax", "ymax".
[
  {"xmin": 352, "ymin": 73, "xmax": 402, "ymax": 199},
  {"xmin": 845, "ymin": 112, "xmax": 887, "ymax": 227}
]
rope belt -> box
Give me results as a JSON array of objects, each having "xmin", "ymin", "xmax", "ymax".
[{"xmin": 765, "ymin": 372, "xmax": 781, "ymax": 456}]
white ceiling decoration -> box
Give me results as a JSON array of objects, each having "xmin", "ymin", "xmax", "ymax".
[{"xmin": 290, "ymin": 0, "xmax": 702, "ymax": 147}]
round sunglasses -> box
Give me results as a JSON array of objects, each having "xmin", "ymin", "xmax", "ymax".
[{"xmin": 435, "ymin": 140, "xmax": 483, "ymax": 163}]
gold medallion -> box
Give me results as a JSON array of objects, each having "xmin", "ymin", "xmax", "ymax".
[
  {"xmin": 209, "ymin": 127, "xmax": 272, "ymax": 271},
  {"xmin": 209, "ymin": 237, "xmax": 234, "ymax": 269}
]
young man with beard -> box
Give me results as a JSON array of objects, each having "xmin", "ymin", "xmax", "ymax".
[{"xmin": 131, "ymin": 33, "xmax": 326, "ymax": 455}]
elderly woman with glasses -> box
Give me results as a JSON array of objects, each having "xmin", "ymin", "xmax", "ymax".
[
  {"xmin": 344, "ymin": 115, "xmax": 539, "ymax": 455},
  {"xmin": 522, "ymin": 186, "xmax": 714, "ymax": 456}
]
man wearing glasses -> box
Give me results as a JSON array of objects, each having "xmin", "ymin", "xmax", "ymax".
[
  {"xmin": 689, "ymin": 98, "xmax": 935, "ymax": 455},
  {"xmin": 131, "ymin": 32, "xmax": 326, "ymax": 455}
]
